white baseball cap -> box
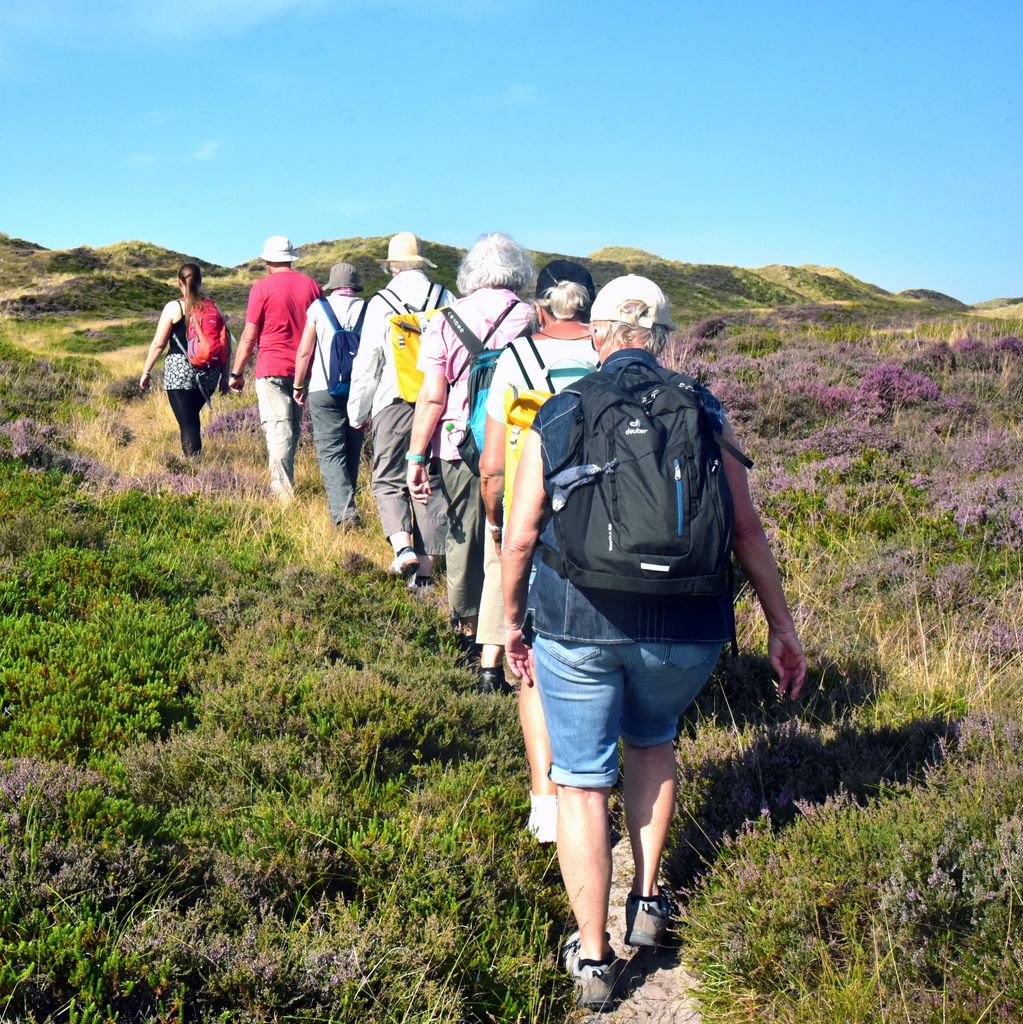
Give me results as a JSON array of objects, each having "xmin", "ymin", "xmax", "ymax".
[{"xmin": 590, "ymin": 274, "xmax": 673, "ymax": 329}]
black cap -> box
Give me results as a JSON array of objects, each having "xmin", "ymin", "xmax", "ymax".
[{"xmin": 535, "ymin": 259, "xmax": 597, "ymax": 303}]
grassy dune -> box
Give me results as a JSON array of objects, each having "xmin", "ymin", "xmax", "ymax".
[
  {"xmin": 0, "ymin": 263, "xmax": 1021, "ymax": 1022},
  {"xmin": 4, "ymin": 231, "xmax": 1009, "ymax": 324}
]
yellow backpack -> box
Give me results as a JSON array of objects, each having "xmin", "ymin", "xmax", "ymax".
[
  {"xmin": 380, "ymin": 283, "xmax": 446, "ymax": 403},
  {"xmin": 502, "ymin": 336, "xmax": 597, "ymax": 510}
]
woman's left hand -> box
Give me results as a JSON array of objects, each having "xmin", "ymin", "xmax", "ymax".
[{"xmin": 139, "ymin": 371, "xmax": 151, "ymax": 392}]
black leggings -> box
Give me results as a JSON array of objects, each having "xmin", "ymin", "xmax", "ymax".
[{"xmin": 166, "ymin": 388, "xmax": 206, "ymax": 456}]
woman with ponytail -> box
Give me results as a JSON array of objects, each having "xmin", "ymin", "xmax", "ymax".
[{"xmin": 139, "ymin": 262, "xmax": 230, "ymax": 456}]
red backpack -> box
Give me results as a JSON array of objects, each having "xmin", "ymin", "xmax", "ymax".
[{"xmin": 186, "ymin": 300, "xmax": 229, "ymax": 369}]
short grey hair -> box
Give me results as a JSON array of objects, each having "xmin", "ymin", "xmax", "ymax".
[
  {"xmin": 383, "ymin": 260, "xmax": 422, "ymax": 275},
  {"xmin": 456, "ymin": 233, "xmax": 534, "ymax": 296},
  {"xmin": 537, "ymin": 280, "xmax": 592, "ymax": 322},
  {"xmin": 597, "ymin": 301, "xmax": 671, "ymax": 356}
]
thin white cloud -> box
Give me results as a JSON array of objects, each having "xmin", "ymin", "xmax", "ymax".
[
  {"xmin": 192, "ymin": 141, "xmax": 222, "ymax": 162},
  {"xmin": 126, "ymin": 153, "xmax": 156, "ymax": 168}
]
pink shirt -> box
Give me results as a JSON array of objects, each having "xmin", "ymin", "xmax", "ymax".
[
  {"xmin": 418, "ymin": 287, "xmax": 533, "ymax": 460},
  {"xmin": 246, "ymin": 269, "xmax": 324, "ymax": 377}
]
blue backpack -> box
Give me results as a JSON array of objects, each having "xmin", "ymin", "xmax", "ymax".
[
  {"xmin": 317, "ymin": 298, "xmax": 368, "ymax": 397},
  {"xmin": 442, "ymin": 300, "xmax": 526, "ymax": 475}
]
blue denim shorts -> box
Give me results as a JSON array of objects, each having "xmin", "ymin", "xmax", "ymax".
[{"xmin": 532, "ymin": 635, "xmax": 722, "ymax": 788}]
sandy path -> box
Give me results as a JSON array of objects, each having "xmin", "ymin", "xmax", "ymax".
[{"xmin": 577, "ymin": 836, "xmax": 703, "ymax": 1023}]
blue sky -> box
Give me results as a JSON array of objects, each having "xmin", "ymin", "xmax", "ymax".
[{"xmin": 1, "ymin": 0, "xmax": 1020, "ymax": 303}]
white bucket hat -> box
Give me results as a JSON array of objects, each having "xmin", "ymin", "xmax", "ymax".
[
  {"xmin": 260, "ymin": 235, "xmax": 299, "ymax": 263},
  {"xmin": 384, "ymin": 231, "xmax": 436, "ymax": 268},
  {"xmin": 590, "ymin": 274, "xmax": 673, "ymax": 329}
]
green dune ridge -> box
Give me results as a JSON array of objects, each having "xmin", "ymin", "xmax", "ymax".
[{"xmin": 1, "ymin": 231, "xmax": 1012, "ymax": 320}]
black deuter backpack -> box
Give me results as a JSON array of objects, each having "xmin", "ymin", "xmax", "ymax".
[{"xmin": 541, "ymin": 357, "xmax": 752, "ymax": 597}]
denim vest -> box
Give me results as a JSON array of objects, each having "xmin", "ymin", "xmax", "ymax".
[{"xmin": 526, "ymin": 349, "xmax": 732, "ymax": 645}]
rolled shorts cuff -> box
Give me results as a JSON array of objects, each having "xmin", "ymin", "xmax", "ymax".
[
  {"xmin": 620, "ymin": 725, "xmax": 678, "ymax": 749},
  {"xmin": 550, "ymin": 765, "xmax": 618, "ymax": 789}
]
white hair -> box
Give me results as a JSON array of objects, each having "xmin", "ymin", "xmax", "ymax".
[
  {"xmin": 456, "ymin": 233, "xmax": 534, "ymax": 296},
  {"xmin": 383, "ymin": 260, "xmax": 422, "ymax": 275},
  {"xmin": 597, "ymin": 300, "xmax": 671, "ymax": 356},
  {"xmin": 537, "ymin": 280, "xmax": 592, "ymax": 321}
]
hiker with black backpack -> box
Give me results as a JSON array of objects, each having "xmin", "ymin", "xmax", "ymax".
[
  {"xmin": 478, "ymin": 260, "xmax": 599, "ymax": 844},
  {"xmin": 139, "ymin": 262, "xmax": 230, "ymax": 457},
  {"xmin": 500, "ymin": 275, "xmax": 806, "ymax": 1011},
  {"xmin": 347, "ymin": 233, "xmax": 453, "ymax": 585},
  {"xmin": 405, "ymin": 233, "xmax": 534, "ymax": 693},
  {"xmin": 292, "ymin": 262, "xmax": 367, "ymax": 530}
]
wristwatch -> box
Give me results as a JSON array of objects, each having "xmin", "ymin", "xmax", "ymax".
[{"xmin": 487, "ymin": 520, "xmax": 502, "ymax": 538}]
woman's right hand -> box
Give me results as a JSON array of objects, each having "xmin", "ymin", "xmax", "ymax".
[
  {"xmin": 406, "ymin": 462, "xmax": 431, "ymax": 504},
  {"xmin": 768, "ymin": 628, "xmax": 806, "ymax": 701},
  {"xmin": 139, "ymin": 371, "xmax": 151, "ymax": 392}
]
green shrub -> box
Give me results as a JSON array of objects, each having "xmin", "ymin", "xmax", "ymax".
[{"xmin": 678, "ymin": 713, "xmax": 1023, "ymax": 1024}]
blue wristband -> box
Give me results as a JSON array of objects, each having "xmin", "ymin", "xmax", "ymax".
[{"xmin": 405, "ymin": 452, "xmax": 428, "ymax": 464}]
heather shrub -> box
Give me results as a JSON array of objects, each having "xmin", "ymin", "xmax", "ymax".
[
  {"xmin": 1, "ymin": 308, "xmax": 1021, "ymax": 1023},
  {"xmin": 677, "ymin": 712, "xmax": 1023, "ymax": 1024},
  {"xmin": 105, "ymin": 375, "xmax": 149, "ymax": 402},
  {"xmin": 993, "ymin": 333, "xmax": 1022, "ymax": 355},
  {"xmin": 858, "ymin": 361, "xmax": 940, "ymax": 410},
  {"xmin": 0, "ymin": 758, "xmax": 174, "ymax": 1020},
  {"xmin": 206, "ymin": 403, "xmax": 262, "ymax": 438}
]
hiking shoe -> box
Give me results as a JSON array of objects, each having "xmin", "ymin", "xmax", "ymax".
[
  {"xmin": 624, "ymin": 891, "xmax": 670, "ymax": 947},
  {"xmin": 562, "ymin": 932, "xmax": 617, "ymax": 1011},
  {"xmin": 527, "ymin": 793, "xmax": 557, "ymax": 844},
  {"xmin": 388, "ymin": 547, "xmax": 419, "ymax": 579},
  {"xmin": 478, "ymin": 666, "xmax": 510, "ymax": 695}
]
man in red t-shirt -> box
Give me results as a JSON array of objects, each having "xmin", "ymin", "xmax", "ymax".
[{"xmin": 230, "ymin": 236, "xmax": 323, "ymax": 499}]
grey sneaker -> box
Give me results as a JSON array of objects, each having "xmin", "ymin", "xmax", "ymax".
[
  {"xmin": 624, "ymin": 891, "xmax": 670, "ymax": 947},
  {"xmin": 562, "ymin": 931, "xmax": 617, "ymax": 1011}
]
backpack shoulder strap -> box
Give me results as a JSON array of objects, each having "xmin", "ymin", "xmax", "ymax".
[
  {"xmin": 319, "ymin": 297, "xmax": 344, "ymax": 333},
  {"xmin": 422, "ymin": 281, "xmax": 443, "ymax": 313},
  {"xmin": 352, "ymin": 299, "xmax": 368, "ymax": 334},
  {"xmin": 377, "ymin": 288, "xmax": 406, "ymax": 317},
  {"xmin": 523, "ymin": 333, "xmax": 554, "ymax": 391},
  {"xmin": 481, "ymin": 300, "xmax": 522, "ymax": 345},
  {"xmin": 503, "ymin": 337, "xmax": 537, "ymax": 392},
  {"xmin": 442, "ymin": 307, "xmax": 484, "ymax": 358},
  {"xmin": 668, "ymin": 372, "xmax": 755, "ymax": 469},
  {"xmin": 171, "ymin": 300, "xmax": 188, "ymax": 355}
]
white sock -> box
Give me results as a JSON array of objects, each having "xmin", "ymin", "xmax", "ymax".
[{"xmin": 528, "ymin": 793, "xmax": 558, "ymax": 844}]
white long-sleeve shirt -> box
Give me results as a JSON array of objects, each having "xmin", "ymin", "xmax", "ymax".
[{"xmin": 346, "ymin": 269, "xmax": 453, "ymax": 425}]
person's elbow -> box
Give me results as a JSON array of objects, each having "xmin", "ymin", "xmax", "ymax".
[
  {"xmin": 731, "ymin": 511, "xmax": 770, "ymax": 563},
  {"xmin": 479, "ymin": 443, "xmax": 504, "ymax": 482}
]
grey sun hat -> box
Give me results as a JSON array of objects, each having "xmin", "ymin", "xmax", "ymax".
[
  {"xmin": 590, "ymin": 274, "xmax": 673, "ymax": 329},
  {"xmin": 260, "ymin": 235, "xmax": 299, "ymax": 262},
  {"xmin": 324, "ymin": 262, "xmax": 363, "ymax": 292}
]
